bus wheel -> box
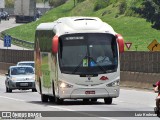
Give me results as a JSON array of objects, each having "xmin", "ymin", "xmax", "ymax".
[
  {"xmin": 91, "ymin": 98, "xmax": 97, "ymax": 102},
  {"xmin": 104, "ymin": 98, "xmax": 112, "ymax": 104},
  {"xmin": 48, "ymin": 96, "xmax": 55, "ymax": 103},
  {"xmin": 41, "ymin": 94, "xmax": 48, "ymax": 102},
  {"xmin": 39, "ymin": 78, "xmax": 42, "ymax": 94},
  {"xmin": 83, "ymin": 99, "xmax": 89, "ymax": 102},
  {"xmin": 55, "ymin": 97, "xmax": 63, "ymax": 104},
  {"xmin": 52, "ymin": 81, "xmax": 63, "ymax": 104}
]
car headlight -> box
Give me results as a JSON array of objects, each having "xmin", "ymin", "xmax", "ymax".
[
  {"xmin": 106, "ymin": 80, "xmax": 119, "ymax": 87},
  {"xmin": 11, "ymin": 77, "xmax": 17, "ymax": 81},
  {"xmin": 59, "ymin": 81, "xmax": 73, "ymax": 88},
  {"xmin": 31, "ymin": 76, "xmax": 35, "ymax": 80}
]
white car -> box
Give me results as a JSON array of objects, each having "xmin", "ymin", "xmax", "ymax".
[
  {"xmin": 17, "ymin": 61, "xmax": 34, "ymax": 68},
  {"xmin": 5, "ymin": 66, "xmax": 36, "ymax": 92}
]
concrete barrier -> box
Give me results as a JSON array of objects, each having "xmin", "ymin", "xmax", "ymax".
[
  {"xmin": 120, "ymin": 71, "xmax": 160, "ymax": 90},
  {"xmin": 0, "ymin": 62, "xmax": 15, "ymax": 74}
]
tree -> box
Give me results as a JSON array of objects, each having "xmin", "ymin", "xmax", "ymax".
[
  {"xmin": 135, "ymin": 0, "xmax": 160, "ymax": 29},
  {"xmin": 48, "ymin": 0, "xmax": 66, "ymax": 7}
]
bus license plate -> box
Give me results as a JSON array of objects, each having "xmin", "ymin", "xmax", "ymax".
[
  {"xmin": 85, "ymin": 91, "xmax": 95, "ymax": 94},
  {"xmin": 20, "ymin": 83, "xmax": 28, "ymax": 86}
]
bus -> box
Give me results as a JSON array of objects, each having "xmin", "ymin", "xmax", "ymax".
[{"xmin": 34, "ymin": 17, "xmax": 124, "ymax": 104}]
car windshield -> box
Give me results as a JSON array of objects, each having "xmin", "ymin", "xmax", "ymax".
[
  {"xmin": 11, "ymin": 67, "xmax": 34, "ymax": 75},
  {"xmin": 58, "ymin": 33, "xmax": 118, "ymax": 75},
  {"xmin": 18, "ymin": 63, "xmax": 34, "ymax": 68}
]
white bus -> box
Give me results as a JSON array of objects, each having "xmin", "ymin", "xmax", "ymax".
[{"xmin": 34, "ymin": 17, "xmax": 124, "ymax": 104}]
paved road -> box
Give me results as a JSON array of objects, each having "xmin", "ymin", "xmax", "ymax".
[
  {"xmin": 0, "ymin": 18, "xmax": 28, "ymax": 50},
  {"xmin": 0, "ymin": 74, "xmax": 159, "ymax": 120}
]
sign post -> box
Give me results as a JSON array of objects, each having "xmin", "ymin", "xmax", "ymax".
[
  {"xmin": 4, "ymin": 35, "xmax": 11, "ymax": 49},
  {"xmin": 147, "ymin": 39, "xmax": 160, "ymax": 51},
  {"xmin": 125, "ymin": 42, "xmax": 132, "ymax": 50}
]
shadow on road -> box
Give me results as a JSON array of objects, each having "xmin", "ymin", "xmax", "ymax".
[{"xmin": 27, "ymin": 100, "xmax": 117, "ymax": 106}]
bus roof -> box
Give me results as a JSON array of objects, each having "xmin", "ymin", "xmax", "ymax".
[
  {"xmin": 36, "ymin": 17, "xmax": 116, "ymax": 35},
  {"xmin": 36, "ymin": 22, "xmax": 55, "ymax": 30}
]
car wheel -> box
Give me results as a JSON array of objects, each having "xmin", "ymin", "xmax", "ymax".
[
  {"xmin": 104, "ymin": 98, "xmax": 112, "ymax": 104},
  {"xmin": 32, "ymin": 88, "xmax": 37, "ymax": 92},
  {"xmin": 8, "ymin": 88, "xmax": 12, "ymax": 93},
  {"xmin": 6, "ymin": 86, "xmax": 9, "ymax": 92}
]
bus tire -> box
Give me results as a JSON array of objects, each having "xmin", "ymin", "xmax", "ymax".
[
  {"xmin": 104, "ymin": 98, "xmax": 112, "ymax": 104},
  {"xmin": 39, "ymin": 78, "xmax": 42, "ymax": 94},
  {"xmin": 83, "ymin": 99, "xmax": 89, "ymax": 102},
  {"xmin": 91, "ymin": 98, "xmax": 97, "ymax": 102},
  {"xmin": 41, "ymin": 94, "xmax": 48, "ymax": 102},
  {"xmin": 48, "ymin": 96, "xmax": 55, "ymax": 102},
  {"xmin": 52, "ymin": 81, "xmax": 63, "ymax": 104},
  {"xmin": 55, "ymin": 97, "xmax": 63, "ymax": 104}
]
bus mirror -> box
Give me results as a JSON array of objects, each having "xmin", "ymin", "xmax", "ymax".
[
  {"xmin": 52, "ymin": 35, "xmax": 59, "ymax": 54},
  {"xmin": 116, "ymin": 34, "xmax": 124, "ymax": 53}
]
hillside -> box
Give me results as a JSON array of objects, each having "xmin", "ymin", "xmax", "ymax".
[{"xmin": 4, "ymin": 0, "xmax": 160, "ymax": 51}]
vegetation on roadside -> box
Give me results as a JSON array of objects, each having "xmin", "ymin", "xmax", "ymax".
[
  {"xmin": 4, "ymin": 0, "xmax": 160, "ymax": 51},
  {"xmin": 5, "ymin": 0, "xmax": 14, "ymax": 8}
]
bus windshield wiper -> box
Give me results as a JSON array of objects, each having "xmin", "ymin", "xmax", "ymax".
[
  {"xmin": 72, "ymin": 55, "xmax": 106, "ymax": 74},
  {"xmin": 72, "ymin": 55, "xmax": 87, "ymax": 74},
  {"xmin": 87, "ymin": 56, "xmax": 106, "ymax": 74}
]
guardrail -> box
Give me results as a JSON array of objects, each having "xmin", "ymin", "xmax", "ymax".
[{"xmin": 1, "ymin": 32, "xmax": 34, "ymax": 49}]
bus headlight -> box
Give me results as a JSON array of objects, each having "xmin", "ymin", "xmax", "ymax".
[
  {"xmin": 59, "ymin": 81, "xmax": 73, "ymax": 88},
  {"xmin": 106, "ymin": 80, "xmax": 119, "ymax": 87}
]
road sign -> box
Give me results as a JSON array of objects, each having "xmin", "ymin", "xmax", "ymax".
[
  {"xmin": 147, "ymin": 39, "xmax": 160, "ymax": 51},
  {"xmin": 4, "ymin": 35, "xmax": 11, "ymax": 47},
  {"xmin": 125, "ymin": 42, "xmax": 132, "ymax": 50}
]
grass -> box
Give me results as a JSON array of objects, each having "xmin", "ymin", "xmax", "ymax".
[{"xmin": 4, "ymin": 0, "xmax": 160, "ymax": 51}]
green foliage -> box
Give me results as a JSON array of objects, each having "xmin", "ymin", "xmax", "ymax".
[
  {"xmin": 4, "ymin": 0, "xmax": 160, "ymax": 51},
  {"xmin": 36, "ymin": 0, "xmax": 43, "ymax": 3},
  {"xmin": 49, "ymin": 0, "xmax": 66, "ymax": 7},
  {"xmin": 118, "ymin": 0, "xmax": 127, "ymax": 14},
  {"xmin": 77, "ymin": 0, "xmax": 85, "ymax": 3},
  {"xmin": 94, "ymin": 0, "xmax": 110, "ymax": 11},
  {"xmin": 134, "ymin": 0, "xmax": 160, "ymax": 30}
]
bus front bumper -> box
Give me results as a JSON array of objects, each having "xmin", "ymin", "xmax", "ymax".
[{"xmin": 58, "ymin": 86, "xmax": 119, "ymax": 99}]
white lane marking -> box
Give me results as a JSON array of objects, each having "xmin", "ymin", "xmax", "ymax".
[
  {"xmin": 99, "ymin": 117, "xmax": 119, "ymax": 120},
  {"xmin": 48, "ymin": 106, "xmax": 75, "ymax": 111},
  {"xmin": 0, "ymin": 95, "xmax": 25, "ymax": 102},
  {"xmin": 0, "ymin": 95, "xmax": 118, "ymax": 120},
  {"xmin": 114, "ymin": 100, "xmax": 155, "ymax": 107},
  {"xmin": 48, "ymin": 106, "xmax": 118, "ymax": 120}
]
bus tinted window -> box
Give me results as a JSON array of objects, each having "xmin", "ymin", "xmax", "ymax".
[{"xmin": 58, "ymin": 33, "xmax": 118, "ymax": 75}]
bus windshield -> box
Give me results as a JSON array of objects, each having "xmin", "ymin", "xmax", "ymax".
[{"xmin": 58, "ymin": 33, "xmax": 118, "ymax": 75}]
